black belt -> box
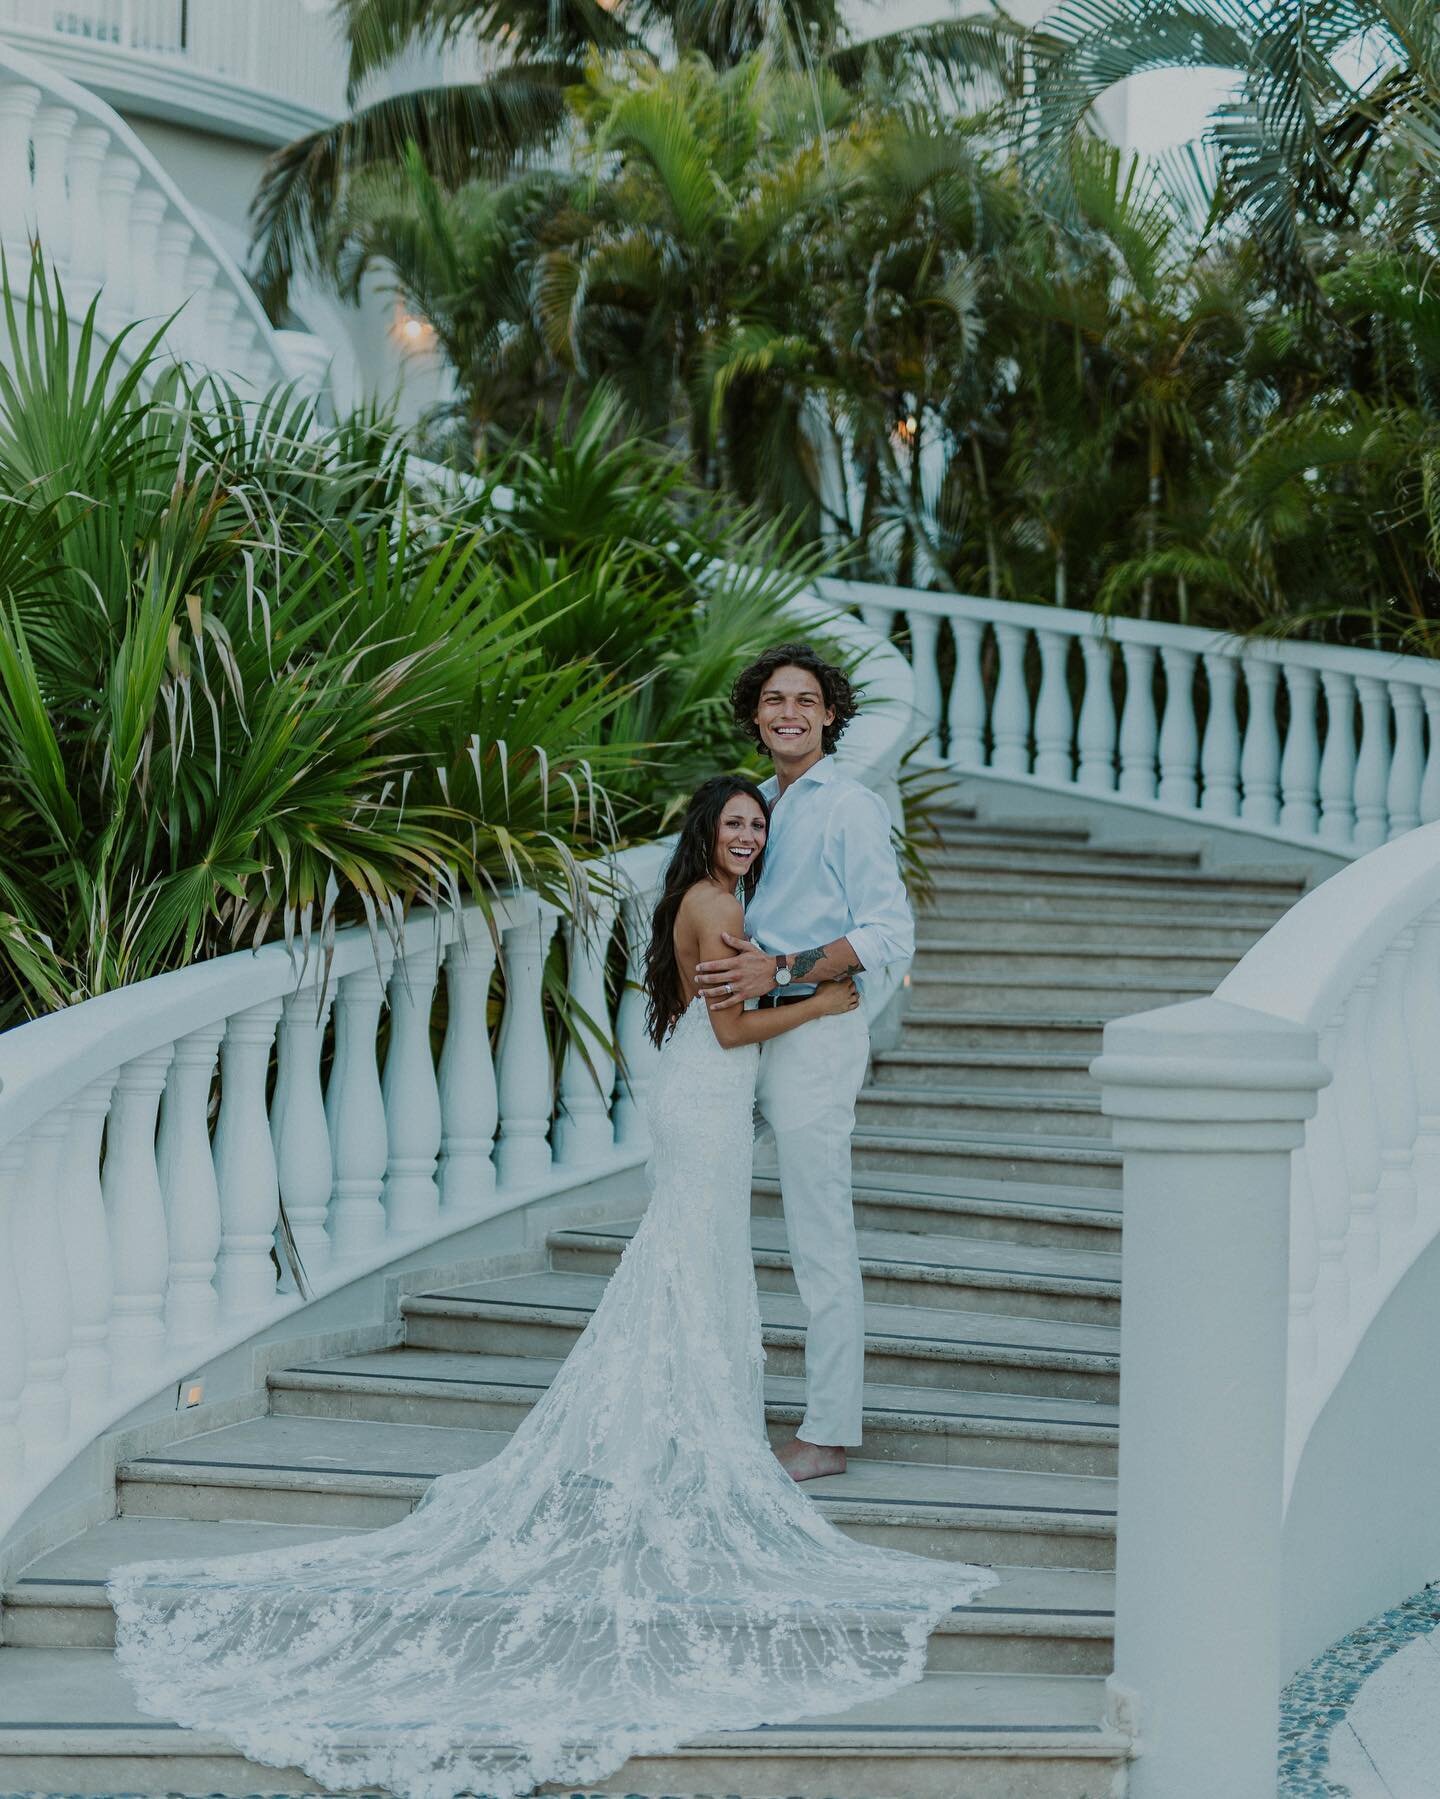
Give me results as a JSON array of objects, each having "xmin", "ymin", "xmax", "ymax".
[{"xmin": 755, "ymin": 991, "xmax": 813, "ymax": 1009}]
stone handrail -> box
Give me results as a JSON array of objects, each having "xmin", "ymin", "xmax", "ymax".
[
  {"xmin": 0, "ymin": 38, "xmax": 293, "ymax": 388},
  {"xmin": 819, "ymin": 575, "xmax": 1440, "ymax": 856}
]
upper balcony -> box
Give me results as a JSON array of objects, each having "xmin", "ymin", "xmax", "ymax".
[{"xmin": 0, "ymin": 0, "xmax": 347, "ymax": 143}]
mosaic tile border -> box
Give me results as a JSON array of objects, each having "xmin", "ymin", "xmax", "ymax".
[{"xmin": 1279, "ymin": 1582, "xmax": 1440, "ymax": 1797}]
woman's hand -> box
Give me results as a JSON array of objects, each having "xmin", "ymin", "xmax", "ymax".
[{"xmin": 814, "ymin": 976, "xmax": 860, "ymax": 1016}]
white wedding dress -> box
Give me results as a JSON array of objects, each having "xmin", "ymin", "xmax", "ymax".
[{"xmin": 109, "ymin": 995, "xmax": 997, "ymax": 1799}]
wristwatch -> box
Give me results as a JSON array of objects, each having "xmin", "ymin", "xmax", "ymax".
[{"xmin": 773, "ymin": 954, "xmax": 793, "ymax": 988}]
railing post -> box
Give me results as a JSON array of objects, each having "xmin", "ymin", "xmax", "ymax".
[
  {"xmin": 1118, "ymin": 642, "xmax": 1158, "ymax": 799},
  {"xmin": 1386, "ymin": 682, "xmax": 1424, "ymax": 839},
  {"xmin": 381, "ymin": 932, "xmax": 443, "ymax": 1232},
  {"xmin": 1199, "ymin": 651, "xmax": 1240, "ymax": 816},
  {"xmin": 1077, "ymin": 635, "xmax": 1118, "ymax": 792},
  {"xmin": 990, "ymin": 623, "xmax": 1031, "ymax": 774},
  {"xmin": 212, "ymin": 999, "xmax": 284, "ymax": 1315},
  {"xmin": 1420, "ymin": 691, "xmax": 1440, "ymax": 825},
  {"xmin": 1318, "ymin": 669, "xmax": 1358, "ymax": 847},
  {"xmin": 60, "ymin": 1073, "xmax": 117, "ymax": 1418},
  {"xmin": 1279, "ymin": 664, "xmax": 1321, "ymax": 837},
  {"xmin": 905, "ymin": 609, "xmax": 943, "ymax": 760},
  {"xmin": 1353, "ymin": 676, "xmax": 1392, "ymax": 850},
  {"xmin": 97, "ymin": 150, "xmax": 141, "ymax": 326},
  {"xmin": 1156, "ymin": 645, "xmax": 1198, "ymax": 809},
  {"xmin": 1239, "ymin": 660, "xmax": 1281, "ymax": 825},
  {"xmin": 494, "ymin": 898, "xmax": 559, "ymax": 1186},
  {"xmin": 156, "ymin": 1024, "xmax": 223, "ymax": 1344},
  {"xmin": 438, "ymin": 930, "xmax": 499, "ymax": 1211},
  {"xmin": 103, "ymin": 1046, "xmax": 174, "ymax": 1381},
  {"xmin": 18, "ymin": 1109, "xmax": 74, "ymax": 1444},
  {"xmin": 272, "ymin": 980, "xmax": 336, "ymax": 1274},
  {"xmin": 946, "ymin": 616, "xmax": 986, "ymax": 765},
  {"xmin": 554, "ymin": 895, "xmax": 620, "ymax": 1168},
  {"xmin": 1032, "ymin": 629, "xmax": 1074, "ymax": 783},
  {"xmin": 326, "ymin": 955, "xmax": 392, "ymax": 1256},
  {"xmin": 29, "ymin": 102, "xmax": 77, "ymax": 267},
  {"xmin": 1094, "ymin": 998, "xmax": 1325, "ymax": 1799},
  {"xmin": 613, "ymin": 889, "xmax": 662, "ymax": 1148},
  {"xmin": 0, "ymin": 84, "xmax": 40, "ymax": 247}
]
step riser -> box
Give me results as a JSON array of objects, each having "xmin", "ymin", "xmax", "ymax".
[
  {"xmin": 913, "ymin": 950, "xmax": 1235, "ymax": 984},
  {"xmin": 809, "ymin": 1194, "xmax": 1119, "ymax": 1253},
  {"xmin": 929, "ymin": 848, "xmax": 1199, "ymax": 874},
  {"xmin": 551, "ymin": 1242, "xmax": 1119, "ymax": 1327},
  {"xmin": 929, "ymin": 867, "xmax": 1299, "ymax": 901},
  {"xmin": 898, "ymin": 1019, "xmax": 1106, "ymax": 1054},
  {"xmin": 399, "ymin": 1311, "xmax": 1118, "ymax": 1402},
  {"xmin": 855, "ymin": 1095, "xmax": 1111, "ymax": 1139},
  {"xmin": 917, "ymin": 911, "xmax": 1278, "ymax": 948},
  {"xmin": 913, "ymin": 979, "xmax": 1206, "ymax": 1013},
  {"xmin": 871, "ymin": 1059, "xmax": 1097, "ymax": 1094},
  {"xmin": 852, "ymin": 1140, "xmax": 1121, "ymax": 1192}
]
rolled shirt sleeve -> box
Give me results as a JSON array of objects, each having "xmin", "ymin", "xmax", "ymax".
[{"xmin": 823, "ymin": 787, "xmax": 915, "ymax": 972}]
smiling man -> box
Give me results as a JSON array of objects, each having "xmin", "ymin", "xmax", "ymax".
[{"xmin": 695, "ymin": 643, "xmax": 915, "ymax": 1481}]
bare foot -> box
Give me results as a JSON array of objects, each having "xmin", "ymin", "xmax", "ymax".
[{"xmin": 775, "ymin": 1437, "xmax": 847, "ymax": 1482}]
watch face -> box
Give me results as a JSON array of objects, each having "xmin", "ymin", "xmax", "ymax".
[{"xmin": 775, "ymin": 964, "xmax": 792, "ymax": 986}]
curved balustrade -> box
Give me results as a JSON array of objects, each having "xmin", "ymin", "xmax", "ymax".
[
  {"xmin": 0, "ymin": 38, "xmax": 288, "ymax": 387},
  {"xmin": 821, "ymin": 575, "xmax": 1440, "ymax": 857}
]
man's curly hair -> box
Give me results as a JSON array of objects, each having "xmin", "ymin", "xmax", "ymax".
[{"xmin": 730, "ymin": 642, "xmax": 860, "ymax": 757}]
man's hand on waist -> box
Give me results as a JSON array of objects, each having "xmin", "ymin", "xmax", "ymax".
[{"xmin": 696, "ymin": 934, "xmax": 863, "ymax": 1012}]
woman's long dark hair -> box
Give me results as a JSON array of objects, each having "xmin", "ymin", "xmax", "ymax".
[{"xmin": 643, "ymin": 777, "xmax": 769, "ymax": 1048}]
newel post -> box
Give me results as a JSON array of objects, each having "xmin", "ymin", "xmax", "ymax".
[{"xmin": 1093, "ymin": 998, "xmax": 1327, "ymax": 1799}]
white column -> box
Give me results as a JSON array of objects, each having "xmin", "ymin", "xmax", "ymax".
[
  {"xmin": 1032, "ymin": 629, "xmax": 1074, "ymax": 783},
  {"xmin": 1239, "ymin": 660, "xmax": 1281, "ymax": 825},
  {"xmin": 990, "ymin": 623, "xmax": 1031, "ymax": 774},
  {"xmin": 1095, "ymin": 998, "xmax": 1324, "ymax": 1799},
  {"xmin": 438, "ymin": 931, "xmax": 499, "ymax": 1211},
  {"xmin": 1279, "ymin": 664, "xmax": 1321, "ymax": 837},
  {"xmin": 64, "ymin": 124, "xmax": 110, "ymax": 309},
  {"xmin": 1370, "ymin": 933, "xmax": 1418, "ymax": 1242},
  {"xmin": 0, "ymin": 1137, "xmax": 28, "ymax": 1475},
  {"xmin": 1420, "ymin": 691, "xmax": 1440, "ymax": 825},
  {"xmin": 97, "ymin": 150, "xmax": 141, "ymax": 325},
  {"xmin": 1199, "ymin": 652, "xmax": 1240, "ymax": 816},
  {"xmin": 272, "ymin": 982, "xmax": 335, "ymax": 1273},
  {"xmin": 206, "ymin": 284, "xmax": 241, "ymax": 380},
  {"xmin": 905, "ymin": 609, "xmax": 943, "ymax": 759},
  {"xmin": 325, "ymin": 958, "xmax": 391, "ymax": 1255},
  {"xmin": 1352, "ymin": 676, "xmax": 1392, "ymax": 850},
  {"xmin": 156, "ymin": 1024, "xmax": 224, "ymax": 1344},
  {"xmin": 1118, "ymin": 642, "xmax": 1158, "ymax": 800},
  {"xmin": 30, "ymin": 103, "xmax": 77, "ymax": 266},
  {"xmin": 18, "ymin": 1107, "xmax": 74, "ymax": 1444},
  {"xmin": 613, "ymin": 890, "xmax": 662, "ymax": 1147},
  {"xmin": 382, "ymin": 936, "xmax": 443, "ymax": 1232},
  {"xmin": 1318, "ymin": 669, "xmax": 1357, "ymax": 847},
  {"xmin": 554, "ymin": 897, "xmax": 620, "ymax": 1167},
  {"xmin": 1156, "ymin": 645, "xmax": 1198, "ymax": 809},
  {"xmin": 946, "ymin": 616, "xmax": 987, "ymax": 765},
  {"xmin": 154, "ymin": 215, "xmax": 195, "ymax": 359},
  {"xmin": 1077, "ymin": 636, "xmax": 1118, "ymax": 792},
  {"xmin": 494, "ymin": 900, "xmax": 559, "ymax": 1186},
  {"xmin": 103, "ymin": 1046, "xmax": 174, "ymax": 1382},
  {"xmin": 1385, "ymin": 682, "xmax": 1424, "ymax": 840},
  {"xmin": 0, "ymin": 85, "xmax": 39, "ymax": 248},
  {"xmin": 127, "ymin": 188, "xmax": 166, "ymax": 318},
  {"xmin": 182, "ymin": 251, "xmax": 219, "ymax": 363},
  {"xmin": 60, "ymin": 1072, "xmax": 117, "ymax": 1417},
  {"xmin": 212, "ymin": 998, "xmax": 283, "ymax": 1315}
]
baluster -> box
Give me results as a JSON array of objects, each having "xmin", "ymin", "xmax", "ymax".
[
  {"xmin": 18, "ymin": 1108, "xmax": 74, "ymax": 1443},
  {"xmin": 1288, "ymin": 1150, "xmax": 1319, "ymax": 1386},
  {"xmin": 127, "ymin": 188, "xmax": 166, "ymax": 318},
  {"xmin": 1318, "ymin": 670, "xmax": 1357, "ymax": 847},
  {"xmin": 905, "ymin": 609, "xmax": 943, "ymax": 759},
  {"xmin": 1238, "ymin": 659, "xmax": 1281, "ymax": 823},
  {"xmin": 1420, "ymin": 692, "xmax": 1440, "ymax": 824},
  {"xmin": 1306, "ymin": 1019, "xmax": 1353, "ymax": 1349},
  {"xmin": 1386, "ymin": 682, "xmax": 1424, "ymax": 840},
  {"xmin": 65, "ymin": 124, "xmax": 110, "ymax": 309},
  {"xmin": 156, "ymin": 1024, "xmax": 223, "ymax": 1343},
  {"xmin": 382, "ymin": 935, "xmax": 443, "ymax": 1232},
  {"xmin": 60, "ymin": 1073, "xmax": 117, "ymax": 1417},
  {"xmin": 325, "ymin": 958, "xmax": 391, "ymax": 1256},
  {"xmin": 0, "ymin": 1137, "xmax": 27, "ymax": 1473},
  {"xmin": 1199, "ymin": 652, "xmax": 1240, "ymax": 816},
  {"xmin": 1156, "ymin": 645, "xmax": 1199, "ymax": 809},
  {"xmin": 1118, "ymin": 642, "xmax": 1158, "ymax": 799},
  {"xmin": 438, "ymin": 930, "xmax": 499, "ymax": 1211},
  {"xmin": 613, "ymin": 889, "xmax": 662, "ymax": 1147},
  {"xmin": 1033, "ymin": 630, "xmax": 1074, "ymax": 784},
  {"xmin": 945, "ymin": 616, "xmax": 986, "ymax": 765},
  {"xmin": 1371, "ymin": 932, "xmax": 1419, "ymax": 1240},
  {"xmin": 182, "ymin": 250, "xmax": 218, "ymax": 363},
  {"xmin": 206, "ymin": 285, "xmax": 241, "ymax": 380},
  {"xmin": 103, "ymin": 1046, "xmax": 174, "ymax": 1381},
  {"xmin": 1077, "ymin": 636, "xmax": 1117, "ymax": 792},
  {"xmin": 494, "ymin": 900, "xmax": 559, "ymax": 1186},
  {"xmin": 858, "ymin": 601, "xmax": 894, "ymax": 642},
  {"xmin": 154, "ymin": 215, "xmax": 195, "ymax": 359},
  {"xmin": 272, "ymin": 981, "xmax": 335, "ymax": 1273},
  {"xmin": 1278, "ymin": 665, "xmax": 1321, "ymax": 837},
  {"xmin": 1352, "ymin": 676, "xmax": 1392, "ymax": 850},
  {"xmin": 990, "ymin": 623, "xmax": 1031, "ymax": 774},
  {"xmin": 0, "ymin": 84, "xmax": 39, "ymax": 247},
  {"xmin": 555, "ymin": 897, "xmax": 620, "ymax": 1167},
  {"xmin": 1336, "ymin": 969, "xmax": 1382, "ymax": 1278},
  {"xmin": 97, "ymin": 150, "xmax": 140, "ymax": 324},
  {"xmin": 30, "ymin": 102, "xmax": 77, "ymax": 268},
  {"xmin": 212, "ymin": 999, "xmax": 284, "ymax": 1314},
  {"xmin": 1407, "ymin": 905, "xmax": 1440, "ymax": 1232}
]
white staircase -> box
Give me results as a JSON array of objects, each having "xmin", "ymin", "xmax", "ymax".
[{"xmin": 0, "ymin": 798, "xmax": 1317, "ymax": 1798}]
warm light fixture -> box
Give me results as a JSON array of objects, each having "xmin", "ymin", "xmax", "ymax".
[
  {"xmin": 895, "ymin": 413, "xmax": 919, "ymax": 443},
  {"xmin": 394, "ymin": 307, "xmax": 437, "ymax": 350}
]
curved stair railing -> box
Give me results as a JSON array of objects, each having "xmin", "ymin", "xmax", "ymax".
[
  {"xmin": 0, "ymin": 600, "xmax": 914, "ymax": 1549},
  {"xmin": 820, "ymin": 576, "xmax": 1440, "ymax": 856}
]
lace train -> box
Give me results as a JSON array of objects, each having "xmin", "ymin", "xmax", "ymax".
[{"xmin": 109, "ymin": 997, "xmax": 997, "ymax": 1799}]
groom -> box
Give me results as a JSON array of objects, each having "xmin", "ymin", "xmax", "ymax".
[{"xmin": 695, "ymin": 643, "xmax": 914, "ymax": 1482}]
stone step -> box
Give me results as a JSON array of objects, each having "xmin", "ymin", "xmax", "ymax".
[
  {"xmin": 927, "ymin": 863, "xmax": 1305, "ymax": 902},
  {"xmin": 913, "ymin": 941, "xmax": 1237, "ymax": 986},
  {"xmin": 398, "ymin": 1273, "xmax": 1120, "ymax": 1401},
  {"xmin": 852, "ymin": 1126, "xmax": 1122, "ymax": 1191},
  {"xmin": 896, "ymin": 1010, "xmax": 1111, "ymax": 1055},
  {"xmin": 5, "ymin": 1516, "xmax": 1116, "ymax": 1677},
  {"xmin": 915, "ymin": 905, "xmax": 1280, "ymax": 951},
  {"xmin": 549, "ymin": 1215, "xmax": 1121, "ymax": 1326},
  {"xmin": 935, "ymin": 815, "xmax": 1096, "ymax": 845},
  {"xmin": 753, "ymin": 1171, "xmax": 1122, "ymax": 1253},
  {"xmin": 855, "ymin": 1084, "xmax": 1110, "ymax": 1142},
  {"xmin": 930, "ymin": 841, "xmax": 1201, "ymax": 873},
  {"xmin": 913, "ymin": 972, "xmax": 1213, "ymax": 1014},
  {"xmin": 872, "ymin": 1047, "xmax": 1097, "ymax": 1094},
  {"xmin": 0, "ymin": 1649, "xmax": 1128, "ymax": 1798},
  {"xmin": 120, "ymin": 1410, "xmax": 1119, "ymax": 1550}
]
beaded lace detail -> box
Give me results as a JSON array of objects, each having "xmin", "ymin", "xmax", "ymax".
[{"xmin": 109, "ymin": 996, "xmax": 996, "ymax": 1799}]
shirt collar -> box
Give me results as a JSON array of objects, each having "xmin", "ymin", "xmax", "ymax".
[{"xmin": 761, "ymin": 755, "xmax": 835, "ymax": 803}]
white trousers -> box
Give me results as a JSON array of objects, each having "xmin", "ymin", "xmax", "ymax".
[{"xmin": 754, "ymin": 1008, "xmax": 871, "ymax": 1447}]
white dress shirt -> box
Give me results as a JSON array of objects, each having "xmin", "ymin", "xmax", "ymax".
[{"xmin": 744, "ymin": 756, "xmax": 914, "ymax": 986}]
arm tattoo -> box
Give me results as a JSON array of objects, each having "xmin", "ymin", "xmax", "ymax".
[{"xmin": 789, "ymin": 946, "xmax": 825, "ymax": 982}]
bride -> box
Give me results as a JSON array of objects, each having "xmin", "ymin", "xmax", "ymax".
[{"xmin": 108, "ymin": 775, "xmax": 997, "ymax": 1799}]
